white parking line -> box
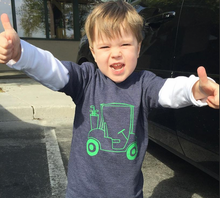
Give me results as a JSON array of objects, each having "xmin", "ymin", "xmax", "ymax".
[{"xmin": 44, "ymin": 129, "xmax": 67, "ymax": 196}]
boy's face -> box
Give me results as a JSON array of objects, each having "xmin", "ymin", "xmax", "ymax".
[{"xmin": 90, "ymin": 27, "xmax": 141, "ymax": 83}]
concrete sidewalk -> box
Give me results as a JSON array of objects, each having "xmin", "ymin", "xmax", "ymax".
[{"xmin": 0, "ymin": 78, "xmax": 75, "ymax": 122}]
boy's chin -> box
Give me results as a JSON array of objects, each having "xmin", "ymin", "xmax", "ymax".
[{"xmin": 109, "ymin": 76, "xmax": 127, "ymax": 83}]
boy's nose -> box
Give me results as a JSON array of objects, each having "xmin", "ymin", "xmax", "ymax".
[{"xmin": 111, "ymin": 48, "xmax": 122, "ymax": 58}]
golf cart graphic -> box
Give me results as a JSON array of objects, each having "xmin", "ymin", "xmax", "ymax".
[{"xmin": 87, "ymin": 103, "xmax": 138, "ymax": 160}]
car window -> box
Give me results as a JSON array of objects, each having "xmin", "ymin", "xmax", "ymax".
[
  {"xmin": 173, "ymin": 0, "xmax": 219, "ymax": 78},
  {"xmin": 136, "ymin": 0, "xmax": 184, "ymax": 77}
]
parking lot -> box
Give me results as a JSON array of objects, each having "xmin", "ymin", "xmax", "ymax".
[
  {"xmin": 142, "ymin": 141, "xmax": 219, "ymax": 198},
  {"xmin": 0, "ymin": 118, "xmax": 218, "ymax": 198}
]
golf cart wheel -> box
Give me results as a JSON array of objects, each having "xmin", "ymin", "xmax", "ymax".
[
  {"xmin": 126, "ymin": 142, "xmax": 138, "ymax": 160},
  {"xmin": 87, "ymin": 139, "xmax": 99, "ymax": 156}
]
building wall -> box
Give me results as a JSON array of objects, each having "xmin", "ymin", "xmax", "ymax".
[{"xmin": 0, "ymin": 40, "xmax": 80, "ymax": 74}]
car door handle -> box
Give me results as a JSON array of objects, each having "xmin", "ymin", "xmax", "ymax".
[{"xmin": 145, "ymin": 11, "xmax": 176, "ymax": 27}]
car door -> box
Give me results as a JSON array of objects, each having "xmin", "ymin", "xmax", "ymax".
[
  {"xmin": 136, "ymin": 0, "xmax": 185, "ymax": 155},
  {"xmin": 172, "ymin": 0, "xmax": 219, "ymax": 179},
  {"xmin": 136, "ymin": 0, "xmax": 219, "ymax": 180}
]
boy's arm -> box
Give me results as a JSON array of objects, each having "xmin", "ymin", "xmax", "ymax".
[
  {"xmin": 158, "ymin": 67, "xmax": 219, "ymax": 109},
  {"xmin": 8, "ymin": 40, "xmax": 69, "ymax": 90},
  {"xmin": 0, "ymin": 14, "xmax": 69, "ymax": 91}
]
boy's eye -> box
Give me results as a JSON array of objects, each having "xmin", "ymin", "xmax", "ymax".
[
  {"xmin": 100, "ymin": 46, "xmax": 109, "ymax": 49},
  {"xmin": 122, "ymin": 44, "xmax": 130, "ymax": 46}
]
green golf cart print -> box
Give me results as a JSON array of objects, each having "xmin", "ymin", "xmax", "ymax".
[{"xmin": 87, "ymin": 103, "xmax": 138, "ymax": 160}]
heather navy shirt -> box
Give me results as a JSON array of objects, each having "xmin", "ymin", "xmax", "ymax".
[{"xmin": 60, "ymin": 61, "xmax": 166, "ymax": 198}]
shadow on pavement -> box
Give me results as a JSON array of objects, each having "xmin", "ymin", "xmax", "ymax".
[
  {"xmin": 145, "ymin": 141, "xmax": 219, "ymax": 198},
  {"xmin": 0, "ymin": 105, "xmax": 69, "ymax": 198}
]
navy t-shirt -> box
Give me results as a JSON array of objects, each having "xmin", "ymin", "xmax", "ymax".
[{"xmin": 60, "ymin": 61, "xmax": 166, "ymax": 198}]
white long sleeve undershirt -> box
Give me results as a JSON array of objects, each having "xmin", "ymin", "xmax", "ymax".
[
  {"xmin": 7, "ymin": 40, "xmax": 69, "ymax": 91},
  {"xmin": 7, "ymin": 40, "xmax": 207, "ymax": 108}
]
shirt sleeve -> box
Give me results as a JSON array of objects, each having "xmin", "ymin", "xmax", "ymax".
[
  {"xmin": 158, "ymin": 75, "xmax": 207, "ymax": 108},
  {"xmin": 6, "ymin": 40, "xmax": 69, "ymax": 91}
]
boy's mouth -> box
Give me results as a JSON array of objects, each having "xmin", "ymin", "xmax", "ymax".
[{"xmin": 110, "ymin": 63, "xmax": 125, "ymax": 71}]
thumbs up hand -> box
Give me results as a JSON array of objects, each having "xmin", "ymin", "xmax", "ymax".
[
  {"xmin": 193, "ymin": 66, "xmax": 219, "ymax": 109},
  {"xmin": 0, "ymin": 13, "xmax": 21, "ymax": 63}
]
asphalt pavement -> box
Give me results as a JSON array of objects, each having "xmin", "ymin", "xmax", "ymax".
[
  {"xmin": 0, "ymin": 77, "xmax": 75, "ymax": 198},
  {"xmin": 0, "ymin": 77, "xmax": 218, "ymax": 198},
  {"xmin": 0, "ymin": 78, "xmax": 75, "ymax": 122}
]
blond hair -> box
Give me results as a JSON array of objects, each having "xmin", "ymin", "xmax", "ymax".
[{"xmin": 85, "ymin": 0, "xmax": 143, "ymax": 47}]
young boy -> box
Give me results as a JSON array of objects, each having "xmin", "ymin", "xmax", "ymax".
[{"xmin": 0, "ymin": 1, "xmax": 219, "ymax": 198}]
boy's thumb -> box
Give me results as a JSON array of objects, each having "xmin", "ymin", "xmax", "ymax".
[
  {"xmin": 197, "ymin": 66, "xmax": 208, "ymax": 85},
  {"xmin": 1, "ymin": 13, "xmax": 13, "ymax": 37}
]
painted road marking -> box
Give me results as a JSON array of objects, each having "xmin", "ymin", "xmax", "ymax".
[{"xmin": 44, "ymin": 129, "xmax": 67, "ymax": 196}]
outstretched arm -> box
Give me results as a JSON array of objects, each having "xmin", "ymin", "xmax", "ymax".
[
  {"xmin": 192, "ymin": 66, "xmax": 219, "ymax": 109},
  {"xmin": 158, "ymin": 67, "xmax": 219, "ymax": 109},
  {"xmin": 0, "ymin": 13, "xmax": 21, "ymax": 63},
  {"xmin": 0, "ymin": 13, "xmax": 69, "ymax": 91}
]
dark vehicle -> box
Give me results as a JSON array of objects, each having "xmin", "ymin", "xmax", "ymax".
[{"xmin": 76, "ymin": 0, "xmax": 219, "ymax": 180}]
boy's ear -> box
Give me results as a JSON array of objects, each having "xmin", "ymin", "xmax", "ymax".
[
  {"xmin": 90, "ymin": 46, "xmax": 96, "ymax": 62},
  {"xmin": 137, "ymin": 42, "xmax": 142, "ymax": 57}
]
